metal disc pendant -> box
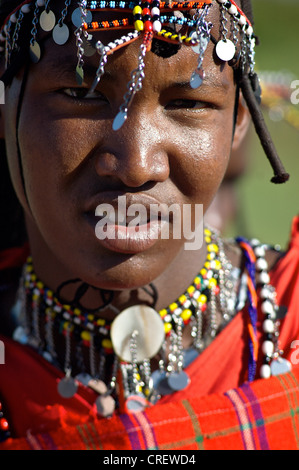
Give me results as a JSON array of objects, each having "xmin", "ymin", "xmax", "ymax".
[
  {"xmin": 270, "ymin": 358, "xmax": 292, "ymax": 376},
  {"xmin": 40, "ymin": 9, "xmax": 56, "ymax": 32},
  {"xmin": 126, "ymin": 394, "xmax": 149, "ymax": 413},
  {"xmin": 53, "ymin": 23, "xmax": 70, "ymax": 46},
  {"xmin": 153, "ymin": 372, "xmax": 174, "ymax": 396},
  {"xmin": 72, "ymin": 8, "xmax": 93, "ymax": 28},
  {"xmin": 190, "ymin": 69, "xmax": 205, "ymax": 89},
  {"xmin": 29, "ymin": 41, "xmax": 41, "ymax": 63},
  {"xmin": 95, "ymin": 394, "xmax": 116, "ymax": 417},
  {"xmin": 216, "ymin": 39, "xmax": 236, "ymax": 62},
  {"xmin": 76, "ymin": 65, "xmax": 84, "ymax": 86},
  {"xmin": 57, "ymin": 376, "xmax": 78, "ymax": 398},
  {"xmin": 112, "ymin": 110, "xmax": 127, "ymax": 131},
  {"xmin": 190, "ymin": 33, "xmax": 209, "ymax": 55},
  {"xmin": 110, "ymin": 305, "xmax": 165, "ymax": 363},
  {"xmin": 75, "ymin": 372, "xmax": 93, "ymax": 386},
  {"xmin": 83, "ymin": 35, "xmax": 96, "ymax": 57},
  {"xmin": 167, "ymin": 371, "xmax": 190, "ymax": 391}
]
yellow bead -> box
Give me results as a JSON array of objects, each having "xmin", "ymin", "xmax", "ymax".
[
  {"xmin": 97, "ymin": 318, "xmax": 106, "ymax": 326},
  {"xmin": 198, "ymin": 294, "xmax": 207, "ymax": 304},
  {"xmin": 187, "ymin": 285, "xmax": 195, "ymax": 294},
  {"xmin": 181, "ymin": 309, "xmax": 192, "ymax": 321},
  {"xmin": 133, "ymin": 5, "xmax": 142, "ymax": 14},
  {"xmin": 102, "ymin": 339, "xmax": 113, "ymax": 349},
  {"xmin": 207, "ymin": 252, "xmax": 215, "ymax": 261},
  {"xmin": 194, "ymin": 276, "xmax": 200, "ymax": 285},
  {"xmin": 205, "ymin": 236, "xmax": 212, "ymax": 244},
  {"xmin": 81, "ymin": 330, "xmax": 91, "ymax": 341},
  {"xmin": 208, "ymin": 278, "xmax": 217, "ymax": 288},
  {"xmin": 36, "ymin": 281, "xmax": 44, "ymax": 289},
  {"xmin": 74, "ymin": 308, "xmax": 81, "ymax": 316},
  {"xmin": 200, "ymin": 268, "xmax": 207, "ymax": 276},
  {"xmin": 214, "ymin": 260, "xmax": 221, "ymax": 270},
  {"xmin": 169, "ymin": 302, "xmax": 178, "ymax": 312},
  {"xmin": 159, "ymin": 308, "xmax": 167, "ymax": 318},
  {"xmin": 178, "ymin": 294, "xmax": 187, "ymax": 304},
  {"xmin": 87, "ymin": 314, "xmax": 94, "ymax": 321},
  {"xmin": 204, "ymin": 261, "xmax": 211, "ymax": 269},
  {"xmin": 204, "ymin": 228, "xmax": 211, "ymax": 236},
  {"xmin": 164, "ymin": 323, "xmax": 172, "ymax": 334},
  {"xmin": 207, "ymin": 243, "xmax": 219, "ymax": 253},
  {"xmin": 134, "ymin": 20, "xmax": 144, "ymax": 31}
]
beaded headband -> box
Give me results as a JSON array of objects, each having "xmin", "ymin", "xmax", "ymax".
[{"xmin": 0, "ymin": 0, "xmax": 290, "ymax": 183}]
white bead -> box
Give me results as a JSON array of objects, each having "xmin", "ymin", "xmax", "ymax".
[
  {"xmin": 260, "ymin": 287, "xmax": 272, "ymax": 300},
  {"xmin": 238, "ymin": 15, "xmax": 247, "ymax": 26},
  {"xmin": 254, "ymin": 246, "xmax": 265, "ymax": 258},
  {"xmin": 260, "ymin": 364, "xmax": 271, "ymax": 379},
  {"xmin": 153, "ymin": 20, "xmax": 162, "ymax": 33},
  {"xmin": 250, "ymin": 238, "xmax": 260, "ymax": 247},
  {"xmin": 262, "ymin": 340, "xmax": 274, "ymax": 356},
  {"xmin": 263, "ymin": 319, "xmax": 275, "ymax": 334},
  {"xmin": 217, "ymin": 0, "xmax": 226, "ymax": 3},
  {"xmin": 256, "ymin": 258, "xmax": 268, "ymax": 271},
  {"xmin": 151, "ymin": 7, "xmax": 160, "ymax": 16},
  {"xmin": 258, "ymin": 271, "xmax": 270, "ymax": 285},
  {"xmin": 228, "ymin": 5, "xmax": 238, "ymax": 15},
  {"xmin": 246, "ymin": 25, "xmax": 253, "ymax": 36},
  {"xmin": 10, "ymin": 13, "xmax": 17, "ymax": 23},
  {"xmin": 261, "ymin": 300, "xmax": 274, "ymax": 316},
  {"xmin": 37, "ymin": 0, "xmax": 45, "ymax": 6},
  {"xmin": 21, "ymin": 4, "xmax": 31, "ymax": 13}
]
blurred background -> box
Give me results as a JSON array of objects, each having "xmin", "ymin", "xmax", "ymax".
[{"xmin": 223, "ymin": 0, "xmax": 299, "ymax": 249}]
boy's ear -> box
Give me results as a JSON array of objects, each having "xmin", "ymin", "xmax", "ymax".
[{"xmin": 232, "ymin": 91, "xmax": 251, "ymax": 152}]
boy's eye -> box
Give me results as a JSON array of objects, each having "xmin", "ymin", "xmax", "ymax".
[
  {"xmin": 62, "ymin": 87, "xmax": 107, "ymax": 101},
  {"xmin": 165, "ymin": 99, "xmax": 207, "ymax": 110}
]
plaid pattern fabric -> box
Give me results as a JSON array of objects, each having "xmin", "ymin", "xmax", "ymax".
[{"xmin": 2, "ymin": 367, "xmax": 299, "ymax": 450}]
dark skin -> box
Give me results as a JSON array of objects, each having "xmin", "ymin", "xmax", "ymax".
[{"xmin": 0, "ymin": 3, "xmax": 250, "ymax": 343}]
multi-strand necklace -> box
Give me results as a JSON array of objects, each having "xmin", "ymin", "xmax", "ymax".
[{"xmin": 11, "ymin": 227, "xmax": 289, "ymax": 416}]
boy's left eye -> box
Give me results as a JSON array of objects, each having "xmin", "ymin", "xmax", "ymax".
[
  {"xmin": 62, "ymin": 87, "xmax": 107, "ymax": 101},
  {"xmin": 165, "ymin": 99, "xmax": 207, "ymax": 110}
]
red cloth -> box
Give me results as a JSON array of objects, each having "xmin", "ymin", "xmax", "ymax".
[
  {"xmin": 0, "ymin": 217, "xmax": 299, "ymax": 449},
  {"xmin": 0, "ymin": 244, "xmax": 29, "ymax": 271}
]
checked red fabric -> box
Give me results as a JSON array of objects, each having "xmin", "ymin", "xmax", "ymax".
[{"xmin": 0, "ymin": 217, "xmax": 299, "ymax": 450}]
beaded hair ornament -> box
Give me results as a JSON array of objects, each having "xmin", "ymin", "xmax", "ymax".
[{"xmin": 0, "ymin": 0, "xmax": 289, "ymax": 183}]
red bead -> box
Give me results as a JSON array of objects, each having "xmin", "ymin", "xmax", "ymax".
[
  {"xmin": 144, "ymin": 20, "xmax": 153, "ymax": 32},
  {"xmin": 142, "ymin": 7, "xmax": 151, "ymax": 15},
  {"xmin": 0, "ymin": 418, "xmax": 9, "ymax": 431}
]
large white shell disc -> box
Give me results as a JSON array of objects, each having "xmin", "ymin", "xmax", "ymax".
[{"xmin": 110, "ymin": 305, "xmax": 165, "ymax": 363}]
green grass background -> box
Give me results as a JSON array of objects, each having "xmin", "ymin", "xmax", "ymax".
[{"xmin": 227, "ymin": 0, "xmax": 299, "ymax": 249}]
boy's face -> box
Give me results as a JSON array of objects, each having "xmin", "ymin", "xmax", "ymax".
[{"xmin": 2, "ymin": 4, "xmax": 249, "ymax": 291}]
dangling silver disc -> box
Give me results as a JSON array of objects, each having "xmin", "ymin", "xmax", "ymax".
[
  {"xmin": 167, "ymin": 371, "xmax": 190, "ymax": 391},
  {"xmin": 88, "ymin": 379, "xmax": 107, "ymax": 395},
  {"xmin": 83, "ymin": 36, "xmax": 96, "ymax": 57},
  {"xmin": 112, "ymin": 110, "xmax": 127, "ymax": 131},
  {"xmin": 29, "ymin": 41, "xmax": 41, "ymax": 64},
  {"xmin": 71, "ymin": 7, "xmax": 93, "ymax": 28},
  {"xmin": 190, "ymin": 32, "xmax": 210, "ymax": 54},
  {"xmin": 126, "ymin": 394, "xmax": 148, "ymax": 413},
  {"xmin": 154, "ymin": 373, "xmax": 174, "ymax": 396},
  {"xmin": 75, "ymin": 372, "xmax": 93, "ymax": 386},
  {"xmin": 95, "ymin": 394, "xmax": 116, "ymax": 417},
  {"xmin": 53, "ymin": 23, "xmax": 70, "ymax": 46},
  {"xmin": 76, "ymin": 65, "xmax": 84, "ymax": 86},
  {"xmin": 13, "ymin": 326, "xmax": 28, "ymax": 345},
  {"xmin": 190, "ymin": 69, "xmax": 205, "ymax": 89},
  {"xmin": 216, "ymin": 39, "xmax": 236, "ymax": 62},
  {"xmin": 57, "ymin": 376, "xmax": 78, "ymax": 398},
  {"xmin": 270, "ymin": 358, "xmax": 292, "ymax": 376},
  {"xmin": 110, "ymin": 305, "xmax": 165, "ymax": 363},
  {"xmin": 40, "ymin": 9, "xmax": 56, "ymax": 32}
]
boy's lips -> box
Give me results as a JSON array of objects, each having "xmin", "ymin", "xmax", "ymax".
[{"xmin": 83, "ymin": 192, "xmax": 171, "ymax": 254}]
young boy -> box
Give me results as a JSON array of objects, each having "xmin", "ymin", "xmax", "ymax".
[{"xmin": 0, "ymin": 0, "xmax": 298, "ymax": 450}]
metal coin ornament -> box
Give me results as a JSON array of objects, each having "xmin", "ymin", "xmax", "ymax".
[
  {"xmin": 126, "ymin": 394, "xmax": 150, "ymax": 413},
  {"xmin": 57, "ymin": 374, "xmax": 78, "ymax": 398},
  {"xmin": 53, "ymin": 23, "xmax": 70, "ymax": 45},
  {"xmin": 71, "ymin": 7, "xmax": 93, "ymax": 28},
  {"xmin": 270, "ymin": 358, "xmax": 292, "ymax": 376},
  {"xmin": 29, "ymin": 41, "xmax": 41, "ymax": 63},
  {"xmin": 190, "ymin": 33, "xmax": 209, "ymax": 55},
  {"xmin": 167, "ymin": 370, "xmax": 190, "ymax": 391},
  {"xmin": 190, "ymin": 69, "xmax": 205, "ymax": 89},
  {"xmin": 110, "ymin": 305, "xmax": 165, "ymax": 363},
  {"xmin": 112, "ymin": 110, "xmax": 127, "ymax": 131},
  {"xmin": 216, "ymin": 39, "xmax": 236, "ymax": 62},
  {"xmin": 39, "ymin": 9, "xmax": 56, "ymax": 32},
  {"xmin": 95, "ymin": 394, "xmax": 116, "ymax": 417},
  {"xmin": 76, "ymin": 65, "xmax": 84, "ymax": 86}
]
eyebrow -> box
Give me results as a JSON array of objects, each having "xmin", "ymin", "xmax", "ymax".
[{"xmin": 43, "ymin": 53, "xmax": 231, "ymax": 93}]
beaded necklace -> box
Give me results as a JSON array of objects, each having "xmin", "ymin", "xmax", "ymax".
[{"xmin": 11, "ymin": 228, "xmax": 290, "ymax": 417}]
